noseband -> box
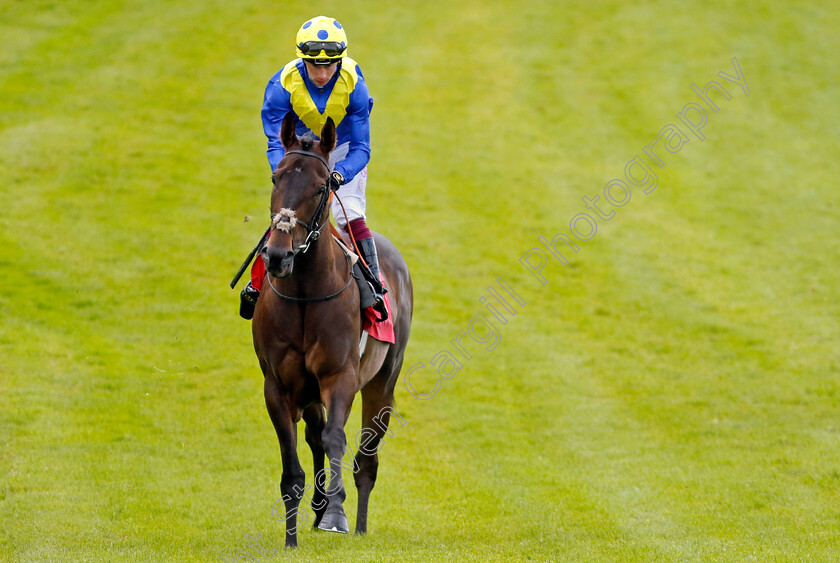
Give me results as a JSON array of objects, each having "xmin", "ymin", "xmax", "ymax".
[{"xmin": 266, "ymin": 149, "xmax": 354, "ymax": 302}]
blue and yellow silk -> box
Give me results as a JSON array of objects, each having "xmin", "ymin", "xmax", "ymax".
[{"xmin": 262, "ymin": 57, "xmax": 373, "ymax": 181}]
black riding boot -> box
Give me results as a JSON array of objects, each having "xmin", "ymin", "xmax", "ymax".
[
  {"xmin": 357, "ymin": 237, "xmax": 388, "ymax": 321},
  {"xmin": 239, "ymin": 281, "xmax": 260, "ymax": 320}
]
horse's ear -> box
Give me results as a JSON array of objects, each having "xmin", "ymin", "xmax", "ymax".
[
  {"xmin": 280, "ymin": 112, "xmax": 297, "ymax": 150},
  {"xmin": 319, "ymin": 117, "xmax": 336, "ymax": 155}
]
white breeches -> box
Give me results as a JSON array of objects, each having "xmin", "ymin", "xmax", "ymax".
[{"xmin": 329, "ymin": 142, "xmax": 367, "ymax": 229}]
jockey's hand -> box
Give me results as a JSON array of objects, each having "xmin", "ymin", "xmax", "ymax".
[{"xmin": 329, "ymin": 171, "xmax": 344, "ymax": 192}]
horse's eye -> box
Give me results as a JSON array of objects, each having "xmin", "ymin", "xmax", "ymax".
[{"xmin": 315, "ymin": 185, "xmax": 327, "ymax": 197}]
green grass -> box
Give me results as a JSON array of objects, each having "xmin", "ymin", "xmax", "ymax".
[{"xmin": 2, "ymin": 0, "xmax": 839, "ymax": 561}]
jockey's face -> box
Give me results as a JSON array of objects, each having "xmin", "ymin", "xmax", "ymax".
[{"xmin": 304, "ymin": 60, "xmax": 339, "ymax": 87}]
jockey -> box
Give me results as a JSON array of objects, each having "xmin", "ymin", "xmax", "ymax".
[{"xmin": 240, "ymin": 15, "xmax": 387, "ymax": 320}]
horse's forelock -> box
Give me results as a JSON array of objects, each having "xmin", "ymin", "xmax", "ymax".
[{"xmin": 299, "ymin": 133, "xmax": 316, "ymax": 152}]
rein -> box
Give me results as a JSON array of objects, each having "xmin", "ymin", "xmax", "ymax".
[
  {"xmin": 266, "ymin": 250, "xmax": 354, "ymax": 302},
  {"xmin": 267, "ymin": 149, "xmax": 353, "ymax": 303},
  {"xmin": 270, "ymin": 150, "xmax": 332, "ymax": 255}
]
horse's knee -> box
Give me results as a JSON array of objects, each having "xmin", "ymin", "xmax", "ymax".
[
  {"xmin": 321, "ymin": 428, "xmax": 346, "ymax": 454},
  {"xmin": 280, "ymin": 471, "xmax": 305, "ymax": 500},
  {"xmin": 353, "ymin": 454, "xmax": 378, "ymax": 487}
]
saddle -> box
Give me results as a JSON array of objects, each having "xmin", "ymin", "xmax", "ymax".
[
  {"xmin": 330, "ymin": 229, "xmax": 395, "ymax": 346},
  {"xmin": 329, "ymin": 225, "xmax": 380, "ymax": 311}
]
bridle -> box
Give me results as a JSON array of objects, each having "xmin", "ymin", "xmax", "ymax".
[
  {"xmin": 271, "ymin": 150, "xmax": 332, "ymax": 255},
  {"xmin": 266, "ymin": 149, "xmax": 353, "ymax": 302}
]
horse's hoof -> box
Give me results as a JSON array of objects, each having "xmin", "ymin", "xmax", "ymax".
[{"xmin": 317, "ymin": 509, "xmax": 349, "ymax": 533}]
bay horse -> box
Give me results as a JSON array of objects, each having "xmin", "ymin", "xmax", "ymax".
[{"xmin": 252, "ymin": 113, "xmax": 413, "ymax": 548}]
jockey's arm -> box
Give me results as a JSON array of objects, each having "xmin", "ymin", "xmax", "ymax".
[
  {"xmin": 262, "ymin": 76, "xmax": 292, "ymax": 173},
  {"xmin": 332, "ymin": 77, "xmax": 372, "ymax": 181}
]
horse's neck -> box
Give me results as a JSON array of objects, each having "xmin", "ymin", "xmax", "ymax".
[{"xmin": 294, "ymin": 236, "xmax": 345, "ymax": 285}]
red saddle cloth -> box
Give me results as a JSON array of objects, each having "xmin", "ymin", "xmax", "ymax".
[{"xmin": 363, "ymin": 272, "xmax": 395, "ymax": 344}]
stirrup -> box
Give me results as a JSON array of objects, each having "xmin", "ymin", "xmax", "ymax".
[
  {"xmin": 372, "ymin": 293, "xmax": 388, "ymax": 322},
  {"xmin": 372, "ymin": 273, "xmax": 388, "ymax": 296},
  {"xmin": 359, "ymin": 263, "xmax": 386, "ymax": 296},
  {"xmin": 239, "ymin": 282, "xmax": 260, "ymax": 320}
]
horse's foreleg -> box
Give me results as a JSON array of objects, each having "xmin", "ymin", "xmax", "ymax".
[
  {"xmin": 302, "ymin": 403, "xmax": 327, "ymax": 527},
  {"xmin": 264, "ymin": 375, "xmax": 305, "ymax": 548},
  {"xmin": 317, "ymin": 378, "xmax": 356, "ymax": 534}
]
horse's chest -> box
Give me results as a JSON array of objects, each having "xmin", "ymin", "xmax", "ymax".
[
  {"xmin": 302, "ymin": 334, "xmax": 357, "ymax": 377},
  {"xmin": 269, "ymin": 326, "xmax": 356, "ymax": 376}
]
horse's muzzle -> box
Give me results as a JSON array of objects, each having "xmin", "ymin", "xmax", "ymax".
[{"xmin": 263, "ymin": 247, "xmax": 295, "ymax": 278}]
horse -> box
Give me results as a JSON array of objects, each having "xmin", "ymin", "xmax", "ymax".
[{"xmin": 252, "ymin": 112, "xmax": 413, "ymax": 548}]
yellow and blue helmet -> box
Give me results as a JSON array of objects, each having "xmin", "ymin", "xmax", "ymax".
[{"xmin": 295, "ymin": 16, "xmax": 348, "ymax": 65}]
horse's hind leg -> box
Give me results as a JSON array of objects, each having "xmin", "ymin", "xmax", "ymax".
[
  {"xmin": 302, "ymin": 403, "xmax": 327, "ymax": 527},
  {"xmin": 353, "ymin": 374, "xmax": 403, "ymax": 535},
  {"xmin": 264, "ymin": 375, "xmax": 305, "ymax": 548}
]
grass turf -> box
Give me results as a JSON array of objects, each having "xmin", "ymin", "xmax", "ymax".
[{"xmin": 1, "ymin": 0, "xmax": 839, "ymax": 560}]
